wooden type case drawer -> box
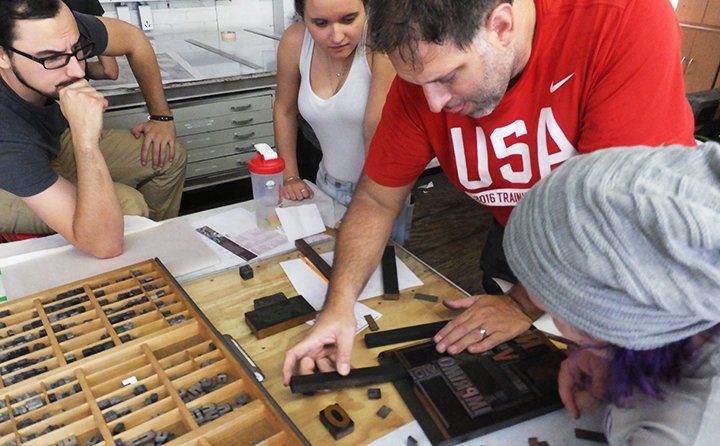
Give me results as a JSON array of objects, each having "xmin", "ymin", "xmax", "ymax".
[{"xmin": 0, "ymin": 259, "xmax": 305, "ymax": 446}]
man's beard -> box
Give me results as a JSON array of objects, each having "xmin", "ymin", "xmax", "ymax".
[
  {"xmin": 11, "ymin": 65, "xmax": 80, "ymax": 102},
  {"xmin": 467, "ymin": 40, "xmax": 515, "ymax": 118}
]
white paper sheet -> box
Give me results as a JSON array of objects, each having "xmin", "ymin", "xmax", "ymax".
[
  {"xmin": 1, "ymin": 219, "xmax": 219, "ymax": 299},
  {"xmin": 276, "ymin": 204, "xmax": 326, "ymax": 243},
  {"xmin": 279, "ymin": 258, "xmax": 381, "ymax": 332}
]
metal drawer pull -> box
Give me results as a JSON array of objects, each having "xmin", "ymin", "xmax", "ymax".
[
  {"xmin": 236, "ymin": 161, "xmax": 249, "ymax": 166},
  {"xmin": 231, "ymin": 104, "xmax": 252, "ymax": 112},
  {"xmin": 234, "ymin": 145, "xmax": 255, "ymax": 153},
  {"xmin": 233, "ymin": 131, "xmax": 256, "ymax": 140},
  {"xmin": 232, "ymin": 118, "xmax": 254, "ymax": 126}
]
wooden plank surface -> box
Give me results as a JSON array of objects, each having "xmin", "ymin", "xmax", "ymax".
[{"xmin": 182, "ymin": 239, "xmax": 468, "ymax": 445}]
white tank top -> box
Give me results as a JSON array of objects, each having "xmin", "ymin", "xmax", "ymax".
[{"xmin": 297, "ymin": 25, "xmax": 371, "ymax": 183}]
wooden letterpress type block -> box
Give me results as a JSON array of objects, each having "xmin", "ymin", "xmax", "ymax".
[
  {"xmin": 253, "ymin": 292, "xmax": 288, "ymax": 309},
  {"xmin": 414, "ymin": 293, "xmax": 438, "ymax": 303},
  {"xmin": 376, "ymin": 405, "xmax": 392, "ymax": 419},
  {"xmin": 245, "ymin": 296, "xmax": 316, "ymax": 339},
  {"xmin": 239, "ymin": 264, "xmax": 254, "ymax": 280},
  {"xmin": 364, "ymin": 314, "xmax": 379, "ymax": 332},
  {"xmin": 289, "ymin": 365, "xmax": 407, "ymax": 394},
  {"xmin": 492, "ymin": 347, "xmax": 520, "ymax": 362},
  {"xmin": 319, "ymin": 403, "xmax": 354, "ymax": 440},
  {"xmin": 367, "ymin": 388, "xmax": 381, "ymax": 400},
  {"xmin": 574, "ymin": 428, "xmax": 608, "ymax": 443},
  {"xmin": 295, "ymin": 239, "xmax": 332, "ymax": 280},
  {"xmin": 381, "ymin": 245, "xmax": 399, "ymax": 296},
  {"xmin": 364, "ymin": 320, "xmax": 449, "ymax": 348}
]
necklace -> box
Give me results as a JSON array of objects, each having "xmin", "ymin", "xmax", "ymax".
[{"xmin": 325, "ymin": 50, "xmax": 354, "ymax": 95}]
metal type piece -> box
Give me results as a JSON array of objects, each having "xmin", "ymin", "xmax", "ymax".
[
  {"xmin": 289, "ymin": 365, "xmax": 407, "ymax": 394},
  {"xmin": 364, "ymin": 320, "xmax": 450, "ymax": 348},
  {"xmin": 295, "ymin": 239, "xmax": 332, "ymax": 280},
  {"xmin": 319, "ymin": 403, "xmax": 354, "ymax": 440},
  {"xmin": 245, "ymin": 296, "xmax": 316, "ymax": 339},
  {"xmin": 381, "ymin": 245, "xmax": 399, "ymax": 296}
]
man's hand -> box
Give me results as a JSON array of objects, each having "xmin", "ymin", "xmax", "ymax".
[
  {"xmin": 434, "ymin": 295, "xmax": 533, "ymax": 355},
  {"xmin": 558, "ymin": 349, "xmax": 609, "ymax": 419},
  {"xmin": 58, "ymin": 80, "xmax": 107, "ymax": 148},
  {"xmin": 131, "ymin": 120, "xmax": 176, "ymax": 169},
  {"xmin": 282, "ymin": 308, "xmax": 356, "ymax": 385}
]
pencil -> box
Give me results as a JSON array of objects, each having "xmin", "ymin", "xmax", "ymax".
[{"xmin": 301, "ymin": 256, "xmax": 329, "ymax": 283}]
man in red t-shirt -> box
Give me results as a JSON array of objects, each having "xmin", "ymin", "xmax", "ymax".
[{"xmin": 283, "ymin": 0, "xmax": 695, "ymax": 383}]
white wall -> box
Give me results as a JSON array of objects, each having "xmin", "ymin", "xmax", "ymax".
[{"xmin": 101, "ymin": 0, "xmax": 274, "ymax": 34}]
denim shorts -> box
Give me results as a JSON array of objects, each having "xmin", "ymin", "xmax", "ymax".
[{"xmin": 315, "ymin": 163, "xmax": 414, "ymax": 245}]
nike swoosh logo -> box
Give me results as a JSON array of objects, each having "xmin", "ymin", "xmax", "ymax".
[{"xmin": 550, "ymin": 73, "xmax": 575, "ymax": 93}]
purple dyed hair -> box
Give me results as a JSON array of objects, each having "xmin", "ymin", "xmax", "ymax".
[{"xmin": 604, "ymin": 325, "xmax": 720, "ymax": 406}]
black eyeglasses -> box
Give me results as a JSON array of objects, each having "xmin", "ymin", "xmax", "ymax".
[{"xmin": 6, "ymin": 41, "xmax": 95, "ymax": 70}]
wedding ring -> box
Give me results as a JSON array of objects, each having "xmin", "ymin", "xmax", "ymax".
[
  {"xmin": 300, "ymin": 189, "xmax": 307, "ymax": 193},
  {"xmin": 478, "ymin": 328, "xmax": 488, "ymax": 340}
]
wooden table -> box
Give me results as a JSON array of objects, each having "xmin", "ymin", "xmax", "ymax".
[{"xmin": 183, "ymin": 239, "xmax": 468, "ymax": 445}]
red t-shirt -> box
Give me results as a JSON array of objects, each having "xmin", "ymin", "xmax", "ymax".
[{"xmin": 365, "ymin": 0, "xmax": 695, "ymax": 226}]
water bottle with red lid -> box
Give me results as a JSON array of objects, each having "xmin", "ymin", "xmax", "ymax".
[{"xmin": 248, "ymin": 143, "xmax": 285, "ymax": 229}]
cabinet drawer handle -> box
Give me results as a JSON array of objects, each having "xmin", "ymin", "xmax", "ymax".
[
  {"xmin": 231, "ymin": 118, "xmax": 254, "ymax": 126},
  {"xmin": 234, "ymin": 145, "xmax": 254, "ymax": 153},
  {"xmin": 233, "ymin": 131, "xmax": 256, "ymax": 141},
  {"xmin": 236, "ymin": 161, "xmax": 249, "ymax": 167},
  {"xmin": 231, "ymin": 104, "xmax": 252, "ymax": 112}
]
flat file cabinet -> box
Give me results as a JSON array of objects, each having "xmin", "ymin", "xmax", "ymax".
[{"xmin": 103, "ymin": 89, "xmax": 275, "ymax": 191}]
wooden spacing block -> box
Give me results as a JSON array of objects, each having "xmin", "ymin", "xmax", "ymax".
[
  {"xmin": 319, "ymin": 403, "xmax": 354, "ymax": 440},
  {"xmin": 245, "ymin": 295, "xmax": 316, "ymax": 339},
  {"xmin": 381, "ymin": 245, "xmax": 399, "ymax": 297}
]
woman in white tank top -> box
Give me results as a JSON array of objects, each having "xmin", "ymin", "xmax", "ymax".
[{"xmin": 273, "ymin": 0, "xmax": 396, "ymax": 205}]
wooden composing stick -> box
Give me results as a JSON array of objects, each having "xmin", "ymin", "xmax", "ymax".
[
  {"xmin": 295, "ymin": 239, "xmax": 332, "ymax": 280},
  {"xmin": 289, "ymin": 365, "xmax": 408, "ymax": 394},
  {"xmin": 245, "ymin": 295, "xmax": 316, "ymax": 339},
  {"xmin": 319, "ymin": 403, "xmax": 354, "ymax": 440},
  {"xmin": 364, "ymin": 320, "xmax": 450, "ymax": 348},
  {"xmin": 381, "ymin": 245, "xmax": 399, "ymax": 296}
]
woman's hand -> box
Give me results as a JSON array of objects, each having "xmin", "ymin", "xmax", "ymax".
[
  {"xmin": 558, "ymin": 348, "xmax": 610, "ymax": 419},
  {"xmin": 283, "ymin": 177, "xmax": 314, "ymax": 201}
]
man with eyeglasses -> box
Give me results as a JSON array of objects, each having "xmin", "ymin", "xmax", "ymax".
[{"xmin": 0, "ymin": 0, "xmax": 186, "ymax": 258}]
